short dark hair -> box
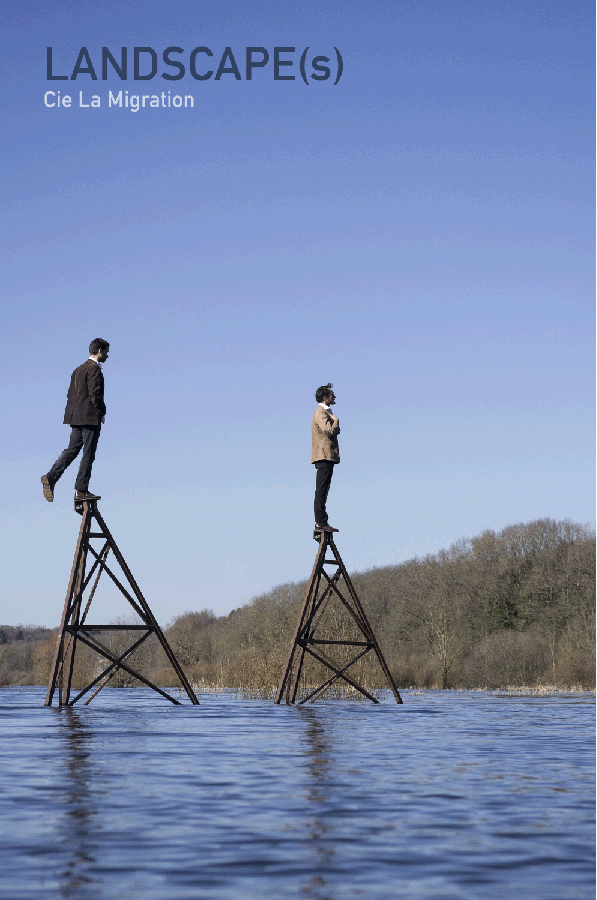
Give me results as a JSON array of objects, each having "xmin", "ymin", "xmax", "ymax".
[
  {"xmin": 89, "ymin": 338, "xmax": 110, "ymax": 355},
  {"xmin": 315, "ymin": 383, "xmax": 334, "ymax": 403}
]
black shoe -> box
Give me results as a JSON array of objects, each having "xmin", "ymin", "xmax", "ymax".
[
  {"xmin": 75, "ymin": 490, "xmax": 101, "ymax": 501},
  {"xmin": 315, "ymin": 523, "xmax": 339, "ymax": 533},
  {"xmin": 41, "ymin": 475, "xmax": 54, "ymax": 502}
]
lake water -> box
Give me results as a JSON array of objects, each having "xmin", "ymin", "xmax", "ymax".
[{"xmin": 0, "ymin": 687, "xmax": 594, "ymax": 900}]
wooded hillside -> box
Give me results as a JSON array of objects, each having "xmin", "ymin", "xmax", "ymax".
[{"xmin": 3, "ymin": 518, "xmax": 594, "ymax": 692}]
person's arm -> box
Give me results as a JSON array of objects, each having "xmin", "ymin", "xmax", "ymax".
[
  {"xmin": 87, "ymin": 365, "xmax": 106, "ymax": 416},
  {"xmin": 314, "ymin": 406, "xmax": 340, "ymax": 436}
]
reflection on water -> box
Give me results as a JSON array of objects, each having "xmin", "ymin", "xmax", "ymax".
[
  {"xmin": 299, "ymin": 708, "xmax": 335, "ymax": 900},
  {"xmin": 58, "ymin": 710, "xmax": 98, "ymax": 898},
  {"xmin": 0, "ymin": 688, "xmax": 594, "ymax": 900}
]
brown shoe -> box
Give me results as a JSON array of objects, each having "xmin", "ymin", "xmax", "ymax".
[
  {"xmin": 41, "ymin": 475, "xmax": 54, "ymax": 502},
  {"xmin": 315, "ymin": 523, "xmax": 339, "ymax": 533},
  {"xmin": 75, "ymin": 490, "xmax": 101, "ymax": 501}
]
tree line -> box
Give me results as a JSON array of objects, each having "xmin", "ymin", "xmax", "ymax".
[{"xmin": 1, "ymin": 518, "xmax": 594, "ymax": 693}]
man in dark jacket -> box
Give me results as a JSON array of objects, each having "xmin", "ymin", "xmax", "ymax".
[{"xmin": 42, "ymin": 338, "xmax": 110, "ymax": 502}]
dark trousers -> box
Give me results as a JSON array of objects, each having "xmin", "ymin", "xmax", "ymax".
[
  {"xmin": 48, "ymin": 425, "xmax": 101, "ymax": 492},
  {"xmin": 314, "ymin": 460, "xmax": 334, "ymax": 525}
]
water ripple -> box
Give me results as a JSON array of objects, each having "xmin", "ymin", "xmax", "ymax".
[{"xmin": 0, "ymin": 688, "xmax": 593, "ymax": 900}]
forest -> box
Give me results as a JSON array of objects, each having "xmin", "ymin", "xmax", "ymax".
[{"xmin": 1, "ymin": 518, "xmax": 594, "ymax": 694}]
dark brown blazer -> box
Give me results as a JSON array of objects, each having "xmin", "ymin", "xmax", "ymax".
[{"xmin": 63, "ymin": 360, "xmax": 106, "ymax": 426}]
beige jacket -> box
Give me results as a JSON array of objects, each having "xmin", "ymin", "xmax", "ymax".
[{"xmin": 311, "ymin": 405, "xmax": 340, "ymax": 463}]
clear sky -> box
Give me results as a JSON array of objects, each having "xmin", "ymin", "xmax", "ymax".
[{"xmin": 1, "ymin": 0, "xmax": 594, "ymax": 628}]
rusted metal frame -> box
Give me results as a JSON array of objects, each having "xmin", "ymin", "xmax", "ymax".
[
  {"xmin": 61, "ymin": 538, "xmax": 107, "ymax": 698},
  {"xmin": 310, "ymin": 639, "xmax": 373, "ymax": 646},
  {"xmin": 73, "ymin": 625, "xmax": 155, "ymax": 706},
  {"xmin": 279, "ymin": 645, "xmax": 304, "ymax": 705},
  {"xmin": 59, "ymin": 543, "xmax": 108, "ymax": 694},
  {"xmin": 86, "ymin": 544, "xmax": 147, "ymax": 622},
  {"xmin": 328, "ymin": 539, "xmax": 374, "ymax": 635},
  {"xmin": 303, "ymin": 569, "xmax": 338, "ymax": 626},
  {"xmin": 62, "ymin": 530, "xmax": 89, "ymax": 706},
  {"xmin": 83, "ymin": 638, "xmax": 141, "ymax": 705},
  {"xmin": 75, "ymin": 627, "xmax": 174, "ymax": 704},
  {"xmin": 369, "ymin": 642, "xmax": 403, "ymax": 704},
  {"xmin": 306, "ymin": 568, "xmax": 342, "ymax": 638},
  {"xmin": 75, "ymin": 627, "xmax": 151, "ymax": 666},
  {"xmin": 80, "ymin": 545, "xmax": 110, "ymax": 626},
  {"xmin": 300, "ymin": 643, "xmax": 379, "ymax": 703},
  {"xmin": 67, "ymin": 629, "xmax": 180, "ymax": 704},
  {"xmin": 290, "ymin": 538, "xmax": 359, "ymax": 702},
  {"xmin": 82, "ymin": 626, "xmax": 155, "ymax": 704},
  {"xmin": 67, "ymin": 629, "xmax": 153, "ymax": 705},
  {"xmin": 331, "ymin": 539, "xmax": 403, "ymax": 703},
  {"xmin": 92, "ymin": 508, "xmax": 199, "ymax": 704},
  {"xmin": 72, "ymin": 628, "xmax": 150, "ymax": 703},
  {"xmin": 318, "ymin": 567, "xmax": 369, "ymax": 636},
  {"xmin": 332, "ymin": 548, "xmax": 403, "ymax": 703},
  {"xmin": 319, "ymin": 564, "xmax": 365, "ymax": 624},
  {"xmin": 299, "ymin": 646, "xmax": 372, "ymax": 704},
  {"xmin": 62, "ymin": 536, "xmax": 90, "ymax": 707},
  {"xmin": 301, "ymin": 643, "xmax": 378, "ymax": 702},
  {"xmin": 329, "ymin": 538, "xmax": 403, "ymax": 704},
  {"xmin": 80, "ymin": 542, "xmax": 109, "ymax": 594},
  {"xmin": 59, "ymin": 506, "xmax": 93, "ymax": 706},
  {"xmin": 287, "ymin": 570, "xmax": 323, "ymax": 703},
  {"xmin": 73, "ymin": 624, "xmax": 151, "ymax": 631},
  {"xmin": 45, "ymin": 503, "xmax": 93, "ymax": 706},
  {"xmin": 275, "ymin": 532, "xmax": 329, "ymax": 704},
  {"xmin": 92, "ymin": 509, "xmax": 161, "ymax": 623},
  {"xmin": 280, "ymin": 573, "xmax": 320, "ymax": 704},
  {"xmin": 47, "ymin": 499, "xmax": 198, "ymax": 707},
  {"xmin": 293, "ymin": 547, "xmax": 327, "ymax": 641},
  {"xmin": 287, "ymin": 537, "xmax": 333, "ymax": 702}
]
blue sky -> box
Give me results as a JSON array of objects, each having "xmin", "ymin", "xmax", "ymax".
[{"xmin": 0, "ymin": 0, "xmax": 594, "ymax": 627}]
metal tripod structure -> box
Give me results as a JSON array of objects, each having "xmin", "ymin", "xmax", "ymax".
[
  {"xmin": 45, "ymin": 498, "xmax": 198, "ymax": 707},
  {"xmin": 275, "ymin": 530, "xmax": 403, "ymax": 705}
]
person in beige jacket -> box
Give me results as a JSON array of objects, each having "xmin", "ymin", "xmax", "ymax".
[{"xmin": 311, "ymin": 383, "xmax": 340, "ymax": 532}]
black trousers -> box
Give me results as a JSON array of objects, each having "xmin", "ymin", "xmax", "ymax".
[
  {"xmin": 48, "ymin": 425, "xmax": 101, "ymax": 492},
  {"xmin": 314, "ymin": 460, "xmax": 334, "ymax": 525}
]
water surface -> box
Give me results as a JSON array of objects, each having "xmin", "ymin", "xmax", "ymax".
[{"xmin": 0, "ymin": 688, "xmax": 594, "ymax": 899}]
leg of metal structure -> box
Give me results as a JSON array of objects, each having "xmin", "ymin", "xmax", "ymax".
[
  {"xmin": 276, "ymin": 537, "xmax": 327, "ymax": 704},
  {"xmin": 45, "ymin": 503, "xmax": 93, "ymax": 707},
  {"xmin": 328, "ymin": 538, "xmax": 403, "ymax": 704},
  {"xmin": 287, "ymin": 576, "xmax": 321, "ymax": 704},
  {"xmin": 62, "ymin": 509, "xmax": 95, "ymax": 705},
  {"xmin": 275, "ymin": 532, "xmax": 329, "ymax": 704},
  {"xmin": 61, "ymin": 553, "xmax": 85, "ymax": 706},
  {"xmin": 61, "ymin": 513, "xmax": 95, "ymax": 705}
]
